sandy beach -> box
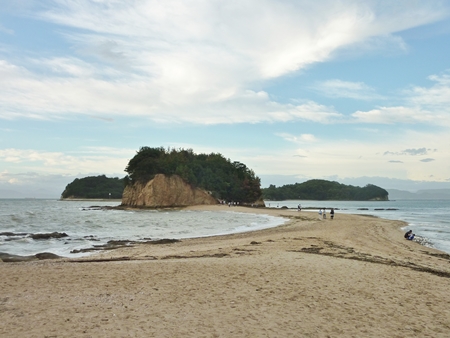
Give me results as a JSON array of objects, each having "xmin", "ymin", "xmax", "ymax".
[{"xmin": 1, "ymin": 205, "xmax": 449, "ymax": 337}]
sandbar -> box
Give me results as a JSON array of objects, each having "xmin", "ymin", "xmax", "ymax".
[{"xmin": 1, "ymin": 205, "xmax": 449, "ymax": 337}]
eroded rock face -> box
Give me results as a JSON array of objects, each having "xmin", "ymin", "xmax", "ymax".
[{"xmin": 121, "ymin": 174, "xmax": 218, "ymax": 207}]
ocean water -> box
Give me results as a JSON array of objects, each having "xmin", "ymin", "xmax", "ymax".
[
  {"xmin": 0, "ymin": 199, "xmax": 287, "ymax": 258},
  {"xmin": 1, "ymin": 199, "xmax": 449, "ymax": 258},
  {"xmin": 268, "ymin": 199, "xmax": 450, "ymax": 254}
]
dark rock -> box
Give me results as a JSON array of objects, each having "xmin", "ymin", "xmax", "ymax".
[
  {"xmin": 106, "ymin": 240, "xmax": 133, "ymax": 245},
  {"xmin": 0, "ymin": 252, "xmax": 37, "ymax": 262},
  {"xmin": 0, "ymin": 251, "xmax": 61, "ymax": 262},
  {"xmin": 0, "ymin": 232, "xmax": 28, "ymax": 236},
  {"xmin": 35, "ymin": 252, "xmax": 61, "ymax": 260},
  {"xmin": 144, "ymin": 238, "xmax": 180, "ymax": 245},
  {"xmin": 30, "ymin": 232, "xmax": 69, "ymax": 240}
]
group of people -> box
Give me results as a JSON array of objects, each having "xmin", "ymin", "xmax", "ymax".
[{"xmin": 318, "ymin": 208, "xmax": 335, "ymax": 220}]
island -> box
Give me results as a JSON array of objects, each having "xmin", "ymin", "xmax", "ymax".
[
  {"xmin": 262, "ymin": 179, "xmax": 389, "ymax": 201},
  {"xmin": 61, "ymin": 175, "xmax": 124, "ymax": 199},
  {"xmin": 121, "ymin": 147, "xmax": 264, "ymax": 207}
]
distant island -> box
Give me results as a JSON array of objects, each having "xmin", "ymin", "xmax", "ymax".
[
  {"xmin": 262, "ymin": 180, "xmax": 389, "ymax": 201},
  {"xmin": 61, "ymin": 175, "xmax": 124, "ymax": 199}
]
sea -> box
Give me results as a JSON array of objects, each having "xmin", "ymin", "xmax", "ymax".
[{"xmin": 1, "ymin": 198, "xmax": 449, "ymax": 258}]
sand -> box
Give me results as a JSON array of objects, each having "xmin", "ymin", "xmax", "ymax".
[{"xmin": 1, "ymin": 205, "xmax": 449, "ymax": 337}]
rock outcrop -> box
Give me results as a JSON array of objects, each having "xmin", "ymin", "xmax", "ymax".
[{"xmin": 121, "ymin": 174, "xmax": 218, "ymax": 208}]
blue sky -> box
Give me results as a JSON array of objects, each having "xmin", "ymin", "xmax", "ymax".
[{"xmin": 1, "ymin": 0, "xmax": 450, "ymax": 197}]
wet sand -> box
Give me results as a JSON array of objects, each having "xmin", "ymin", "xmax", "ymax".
[{"xmin": 1, "ymin": 205, "xmax": 450, "ymax": 337}]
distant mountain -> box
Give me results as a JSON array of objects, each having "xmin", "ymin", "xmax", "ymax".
[{"xmin": 388, "ymin": 189, "xmax": 450, "ymax": 200}]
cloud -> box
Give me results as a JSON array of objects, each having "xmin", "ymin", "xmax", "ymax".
[
  {"xmin": 351, "ymin": 106, "xmax": 437, "ymax": 124},
  {"xmin": 407, "ymin": 72, "xmax": 450, "ymax": 107},
  {"xmin": 0, "ymin": 62, "xmax": 342, "ymax": 123},
  {"xmin": 420, "ymin": 158, "xmax": 435, "ymax": 162},
  {"xmin": 0, "ymin": 147, "xmax": 133, "ymax": 176},
  {"xmin": 388, "ymin": 160, "xmax": 403, "ymax": 163},
  {"xmin": 276, "ymin": 133, "xmax": 318, "ymax": 144},
  {"xmin": 1, "ymin": 1, "xmax": 448, "ymax": 124},
  {"xmin": 311, "ymin": 79, "xmax": 384, "ymax": 100},
  {"xmin": 352, "ymin": 71, "xmax": 450, "ymax": 126},
  {"xmin": 384, "ymin": 148, "xmax": 431, "ymax": 156}
]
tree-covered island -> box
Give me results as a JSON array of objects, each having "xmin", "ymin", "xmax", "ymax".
[
  {"xmin": 124, "ymin": 147, "xmax": 263, "ymax": 204},
  {"xmin": 262, "ymin": 179, "xmax": 389, "ymax": 201},
  {"xmin": 61, "ymin": 175, "xmax": 124, "ymax": 199}
]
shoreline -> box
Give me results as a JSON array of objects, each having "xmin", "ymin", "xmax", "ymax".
[
  {"xmin": 1, "ymin": 205, "xmax": 450, "ymax": 337},
  {"xmin": 0, "ymin": 204, "xmax": 447, "ymax": 261}
]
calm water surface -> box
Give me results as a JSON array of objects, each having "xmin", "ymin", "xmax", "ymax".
[{"xmin": 0, "ymin": 199, "xmax": 286, "ymax": 257}]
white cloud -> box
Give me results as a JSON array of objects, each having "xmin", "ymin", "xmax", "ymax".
[
  {"xmin": 0, "ymin": 148, "xmax": 133, "ymax": 176},
  {"xmin": 351, "ymin": 106, "xmax": 438, "ymax": 124},
  {"xmin": 277, "ymin": 133, "xmax": 318, "ymax": 144},
  {"xmin": 1, "ymin": 1, "xmax": 448, "ymax": 124},
  {"xmin": 407, "ymin": 72, "xmax": 450, "ymax": 107},
  {"xmin": 0, "ymin": 62, "xmax": 343, "ymax": 123},
  {"xmin": 311, "ymin": 79, "xmax": 384, "ymax": 100},
  {"xmin": 351, "ymin": 71, "xmax": 450, "ymax": 126}
]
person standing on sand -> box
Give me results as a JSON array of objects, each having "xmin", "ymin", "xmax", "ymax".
[
  {"xmin": 330, "ymin": 208, "xmax": 335, "ymax": 220},
  {"xmin": 323, "ymin": 209, "xmax": 326, "ymax": 219},
  {"xmin": 318, "ymin": 209, "xmax": 323, "ymax": 219}
]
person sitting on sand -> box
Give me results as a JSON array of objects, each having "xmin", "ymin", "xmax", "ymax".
[{"xmin": 404, "ymin": 230, "xmax": 415, "ymax": 240}]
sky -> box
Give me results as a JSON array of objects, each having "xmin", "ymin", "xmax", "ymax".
[{"xmin": 1, "ymin": 0, "xmax": 450, "ymax": 198}]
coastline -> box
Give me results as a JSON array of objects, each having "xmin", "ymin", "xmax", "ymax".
[{"xmin": 1, "ymin": 205, "xmax": 450, "ymax": 337}]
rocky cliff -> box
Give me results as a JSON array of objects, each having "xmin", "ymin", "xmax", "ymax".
[{"xmin": 121, "ymin": 174, "xmax": 218, "ymax": 207}]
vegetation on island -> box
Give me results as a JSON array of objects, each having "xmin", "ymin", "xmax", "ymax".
[
  {"xmin": 124, "ymin": 147, "xmax": 262, "ymax": 203},
  {"xmin": 262, "ymin": 179, "xmax": 389, "ymax": 201},
  {"xmin": 61, "ymin": 175, "xmax": 124, "ymax": 199}
]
